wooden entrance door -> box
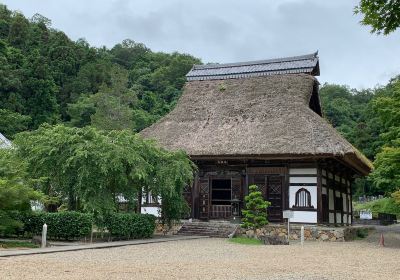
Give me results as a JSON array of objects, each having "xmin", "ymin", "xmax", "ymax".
[
  {"xmin": 266, "ymin": 175, "xmax": 283, "ymax": 222},
  {"xmin": 248, "ymin": 174, "xmax": 284, "ymax": 223},
  {"xmin": 199, "ymin": 177, "xmax": 209, "ymax": 219}
]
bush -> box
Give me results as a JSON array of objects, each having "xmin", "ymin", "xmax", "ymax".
[
  {"xmin": 241, "ymin": 185, "xmax": 271, "ymax": 230},
  {"xmin": 7, "ymin": 211, "xmax": 93, "ymax": 240},
  {"xmin": 356, "ymin": 228, "xmax": 369, "ymax": 239},
  {"xmin": 104, "ymin": 213, "xmax": 156, "ymax": 239}
]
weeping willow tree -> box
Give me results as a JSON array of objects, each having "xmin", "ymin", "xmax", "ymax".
[
  {"xmin": 14, "ymin": 124, "xmax": 195, "ymax": 223},
  {"xmin": 0, "ymin": 149, "xmax": 42, "ymax": 234}
]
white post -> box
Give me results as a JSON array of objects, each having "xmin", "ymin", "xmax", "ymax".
[
  {"xmin": 41, "ymin": 223, "xmax": 47, "ymax": 248},
  {"xmin": 301, "ymin": 225, "xmax": 304, "ymax": 246}
]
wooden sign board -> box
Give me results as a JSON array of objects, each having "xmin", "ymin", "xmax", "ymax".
[{"xmin": 283, "ymin": 210, "xmax": 294, "ymax": 219}]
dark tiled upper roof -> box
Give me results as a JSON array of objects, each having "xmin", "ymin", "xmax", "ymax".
[{"xmin": 186, "ymin": 52, "xmax": 319, "ymax": 81}]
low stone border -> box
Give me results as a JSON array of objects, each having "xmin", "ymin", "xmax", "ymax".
[
  {"xmin": 0, "ymin": 235, "xmax": 207, "ymax": 257},
  {"xmin": 240, "ymin": 224, "xmax": 369, "ymax": 242}
]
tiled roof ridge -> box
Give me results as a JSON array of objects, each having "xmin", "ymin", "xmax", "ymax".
[{"xmin": 192, "ymin": 52, "xmax": 318, "ymax": 70}]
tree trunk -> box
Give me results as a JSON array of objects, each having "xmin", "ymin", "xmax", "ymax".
[{"xmin": 136, "ymin": 188, "xmax": 142, "ymax": 213}]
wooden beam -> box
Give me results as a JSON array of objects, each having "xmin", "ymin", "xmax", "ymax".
[{"xmin": 317, "ymin": 165, "xmax": 323, "ymax": 224}]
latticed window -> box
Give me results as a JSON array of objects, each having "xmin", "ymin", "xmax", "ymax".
[{"xmin": 293, "ymin": 188, "xmax": 314, "ymax": 208}]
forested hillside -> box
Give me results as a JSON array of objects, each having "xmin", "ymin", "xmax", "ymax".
[
  {"xmin": 320, "ymin": 80, "xmax": 400, "ymax": 196},
  {"xmin": 0, "ymin": 5, "xmax": 200, "ymax": 138},
  {"xmin": 0, "ymin": 5, "xmax": 399, "ymax": 198}
]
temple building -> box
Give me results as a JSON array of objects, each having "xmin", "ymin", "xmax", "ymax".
[{"xmin": 141, "ymin": 52, "xmax": 372, "ymax": 225}]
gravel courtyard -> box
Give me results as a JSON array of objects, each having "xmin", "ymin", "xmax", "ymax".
[{"xmin": 1, "ymin": 237, "xmax": 399, "ymax": 280}]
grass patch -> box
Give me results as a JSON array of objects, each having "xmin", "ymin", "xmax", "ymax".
[
  {"xmin": 355, "ymin": 228, "xmax": 369, "ymax": 240},
  {"xmin": 228, "ymin": 237, "xmax": 262, "ymax": 245},
  {"xmin": 0, "ymin": 241, "xmax": 39, "ymax": 249}
]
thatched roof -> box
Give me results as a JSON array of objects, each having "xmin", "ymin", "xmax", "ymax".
[
  {"xmin": 141, "ymin": 74, "xmax": 372, "ymax": 175},
  {"xmin": 186, "ymin": 52, "xmax": 319, "ymax": 81}
]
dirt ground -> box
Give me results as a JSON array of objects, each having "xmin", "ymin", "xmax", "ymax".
[{"xmin": 1, "ymin": 233, "xmax": 399, "ymax": 280}]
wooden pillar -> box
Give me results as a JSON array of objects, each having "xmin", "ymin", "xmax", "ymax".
[
  {"xmin": 332, "ymin": 171, "xmax": 337, "ymax": 225},
  {"xmin": 350, "ymin": 178, "xmax": 354, "ymax": 225},
  {"xmin": 339, "ymin": 174, "xmax": 344, "ymax": 226},
  {"xmin": 317, "ymin": 165, "xmax": 323, "ymax": 224}
]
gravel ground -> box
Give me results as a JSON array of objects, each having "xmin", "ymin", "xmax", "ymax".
[{"xmin": 1, "ymin": 238, "xmax": 399, "ymax": 280}]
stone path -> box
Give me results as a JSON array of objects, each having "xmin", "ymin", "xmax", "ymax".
[
  {"xmin": 0, "ymin": 235, "xmax": 207, "ymax": 257},
  {"xmin": 2, "ymin": 238, "xmax": 399, "ymax": 280},
  {"xmin": 362, "ymin": 224, "xmax": 400, "ymax": 248}
]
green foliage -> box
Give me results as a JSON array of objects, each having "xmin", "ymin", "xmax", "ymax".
[
  {"xmin": 13, "ymin": 124, "xmax": 194, "ymax": 221},
  {"xmin": 370, "ymin": 146, "xmax": 400, "ymax": 194},
  {"xmin": 356, "ymin": 228, "xmax": 369, "ymax": 239},
  {"xmin": 228, "ymin": 237, "xmax": 262, "ymax": 245},
  {"xmin": 0, "ymin": 5, "xmax": 200, "ymax": 133},
  {"xmin": 319, "ymin": 81, "xmax": 400, "ymax": 196},
  {"xmin": 354, "ymin": 197, "xmax": 400, "ymax": 217},
  {"xmin": 355, "ymin": 0, "xmax": 400, "ymax": 35},
  {"xmin": 241, "ymin": 185, "xmax": 270, "ymax": 230},
  {"xmin": 8, "ymin": 211, "xmax": 93, "ymax": 240},
  {"xmin": 320, "ymin": 84, "xmax": 381, "ymax": 160},
  {"xmin": 104, "ymin": 212, "xmax": 156, "ymax": 239},
  {"xmin": 369, "ymin": 80, "xmax": 400, "ymax": 194},
  {"xmin": 0, "ymin": 149, "xmax": 42, "ymax": 235},
  {"xmin": 0, "ymin": 109, "xmax": 31, "ymax": 138},
  {"xmin": 392, "ymin": 190, "xmax": 400, "ymax": 205},
  {"xmin": 0, "ymin": 240, "xmax": 39, "ymax": 248}
]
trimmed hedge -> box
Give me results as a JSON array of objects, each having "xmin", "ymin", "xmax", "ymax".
[
  {"xmin": 10, "ymin": 211, "xmax": 93, "ymax": 240},
  {"xmin": 104, "ymin": 213, "xmax": 156, "ymax": 239}
]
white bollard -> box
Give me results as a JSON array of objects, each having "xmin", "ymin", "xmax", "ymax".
[
  {"xmin": 41, "ymin": 223, "xmax": 47, "ymax": 248},
  {"xmin": 300, "ymin": 225, "xmax": 304, "ymax": 246}
]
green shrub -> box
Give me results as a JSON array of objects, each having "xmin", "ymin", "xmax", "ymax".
[
  {"xmin": 6, "ymin": 211, "xmax": 93, "ymax": 240},
  {"xmin": 241, "ymin": 185, "xmax": 271, "ymax": 230},
  {"xmin": 356, "ymin": 228, "xmax": 369, "ymax": 239},
  {"xmin": 104, "ymin": 213, "xmax": 156, "ymax": 239}
]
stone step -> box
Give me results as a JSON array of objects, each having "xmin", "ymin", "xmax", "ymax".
[{"xmin": 177, "ymin": 221, "xmax": 238, "ymax": 238}]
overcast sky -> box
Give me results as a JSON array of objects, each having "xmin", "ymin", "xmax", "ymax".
[{"xmin": 2, "ymin": 0, "xmax": 399, "ymax": 89}]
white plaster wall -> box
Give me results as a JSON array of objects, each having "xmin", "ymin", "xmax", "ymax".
[
  {"xmin": 290, "ymin": 211, "xmax": 317, "ymax": 223},
  {"xmin": 343, "ymin": 194, "xmax": 347, "ymax": 211},
  {"xmin": 322, "ymin": 186, "xmax": 327, "ymax": 195},
  {"xmin": 289, "ymin": 185, "xmax": 317, "ymax": 208},
  {"xmin": 141, "ymin": 206, "xmax": 160, "ymax": 217},
  {"xmin": 329, "ymin": 213, "xmax": 335, "ymax": 223},
  {"xmin": 289, "ymin": 177, "xmax": 317, "ymax": 184},
  {"xmin": 336, "ymin": 213, "xmax": 342, "ymax": 224},
  {"xmin": 344, "ymin": 214, "xmax": 348, "ymax": 224},
  {"xmin": 289, "ymin": 168, "xmax": 317, "ymax": 175}
]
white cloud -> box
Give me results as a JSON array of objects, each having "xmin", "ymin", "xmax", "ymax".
[{"xmin": 2, "ymin": 0, "xmax": 399, "ymax": 88}]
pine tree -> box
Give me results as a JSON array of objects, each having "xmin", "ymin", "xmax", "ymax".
[{"xmin": 241, "ymin": 185, "xmax": 270, "ymax": 230}]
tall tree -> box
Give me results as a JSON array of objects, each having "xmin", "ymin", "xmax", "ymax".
[
  {"xmin": 0, "ymin": 149, "xmax": 42, "ymax": 234},
  {"xmin": 355, "ymin": 0, "xmax": 400, "ymax": 35},
  {"xmin": 369, "ymin": 79, "xmax": 400, "ymax": 194},
  {"xmin": 14, "ymin": 125, "xmax": 195, "ymax": 219}
]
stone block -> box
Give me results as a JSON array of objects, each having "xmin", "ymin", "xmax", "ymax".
[{"xmin": 319, "ymin": 234, "xmax": 329, "ymax": 241}]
